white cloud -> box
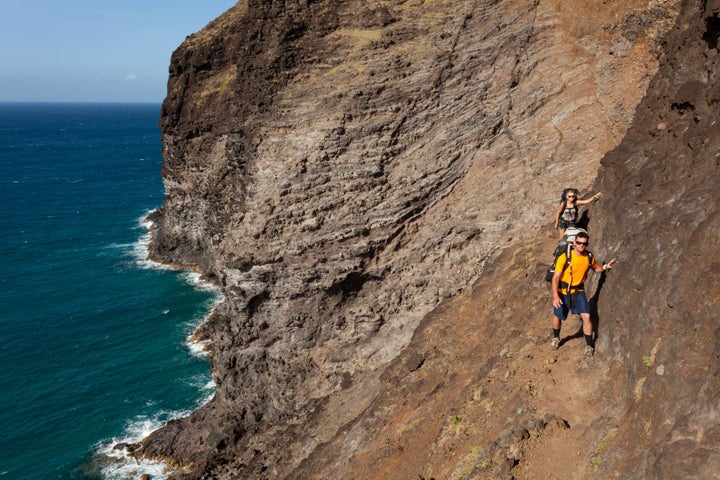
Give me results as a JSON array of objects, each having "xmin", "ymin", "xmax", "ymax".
[{"xmin": 124, "ymin": 74, "xmax": 137, "ymax": 82}]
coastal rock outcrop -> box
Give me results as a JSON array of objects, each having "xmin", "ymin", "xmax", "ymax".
[{"xmin": 141, "ymin": 0, "xmax": 719, "ymax": 478}]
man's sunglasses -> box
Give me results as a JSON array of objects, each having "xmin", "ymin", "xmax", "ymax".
[{"xmin": 575, "ymin": 241, "xmax": 588, "ymax": 246}]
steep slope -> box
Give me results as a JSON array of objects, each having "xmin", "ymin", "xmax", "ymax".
[{"xmin": 133, "ymin": 0, "xmax": 720, "ymax": 478}]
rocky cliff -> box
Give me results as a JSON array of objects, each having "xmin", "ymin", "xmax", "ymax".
[{"xmin": 141, "ymin": 0, "xmax": 720, "ymax": 478}]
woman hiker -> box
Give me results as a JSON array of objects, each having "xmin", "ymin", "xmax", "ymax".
[{"xmin": 554, "ymin": 187, "xmax": 602, "ymax": 238}]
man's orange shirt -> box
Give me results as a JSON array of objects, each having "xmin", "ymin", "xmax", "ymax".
[{"xmin": 555, "ymin": 250, "xmax": 598, "ymax": 291}]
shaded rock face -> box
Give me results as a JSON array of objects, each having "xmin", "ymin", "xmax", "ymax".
[
  {"xmin": 590, "ymin": 2, "xmax": 720, "ymax": 477},
  {"xmin": 139, "ymin": 0, "xmax": 718, "ymax": 478}
]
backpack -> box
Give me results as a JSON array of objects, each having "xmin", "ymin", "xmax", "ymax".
[{"xmin": 544, "ymin": 227, "xmax": 592, "ymax": 282}]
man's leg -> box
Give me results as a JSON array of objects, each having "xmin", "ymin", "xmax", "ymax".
[
  {"xmin": 580, "ymin": 312, "xmax": 594, "ymax": 356},
  {"xmin": 551, "ymin": 308, "xmax": 565, "ymax": 350},
  {"xmin": 551, "ymin": 295, "xmax": 568, "ymax": 350},
  {"xmin": 580, "ymin": 312, "xmax": 592, "ymax": 336}
]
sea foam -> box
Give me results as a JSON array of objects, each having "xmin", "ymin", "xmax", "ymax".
[
  {"xmin": 95, "ymin": 385, "xmax": 216, "ymax": 480},
  {"xmin": 96, "ymin": 414, "xmax": 182, "ymax": 480}
]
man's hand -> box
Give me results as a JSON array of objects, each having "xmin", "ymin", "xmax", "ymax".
[
  {"xmin": 602, "ymin": 257, "xmax": 618, "ymax": 271},
  {"xmin": 553, "ymin": 295, "xmax": 563, "ymax": 308}
]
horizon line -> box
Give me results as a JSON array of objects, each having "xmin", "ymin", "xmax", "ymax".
[{"xmin": 0, "ymin": 100, "xmax": 163, "ymax": 105}]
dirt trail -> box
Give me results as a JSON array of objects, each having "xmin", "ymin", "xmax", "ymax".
[
  {"xmin": 476, "ymin": 228, "xmax": 617, "ymax": 480},
  {"xmin": 515, "ymin": 323, "xmax": 609, "ymax": 479}
]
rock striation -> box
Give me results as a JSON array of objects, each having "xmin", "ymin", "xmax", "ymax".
[{"xmin": 139, "ymin": 0, "xmax": 719, "ymax": 478}]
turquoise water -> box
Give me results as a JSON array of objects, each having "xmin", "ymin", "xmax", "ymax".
[{"xmin": 0, "ymin": 103, "xmax": 219, "ymax": 479}]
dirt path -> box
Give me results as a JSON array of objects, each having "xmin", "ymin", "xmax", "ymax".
[
  {"xmin": 486, "ymin": 229, "xmax": 614, "ymax": 480},
  {"xmin": 514, "ymin": 326, "xmax": 607, "ymax": 479}
]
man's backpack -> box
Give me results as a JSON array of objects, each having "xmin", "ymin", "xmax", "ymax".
[{"xmin": 544, "ymin": 227, "xmax": 592, "ymax": 282}]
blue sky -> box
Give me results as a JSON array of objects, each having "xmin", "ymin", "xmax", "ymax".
[{"xmin": 0, "ymin": 1, "xmax": 237, "ymax": 103}]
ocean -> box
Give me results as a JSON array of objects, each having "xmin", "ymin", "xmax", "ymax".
[{"xmin": 0, "ymin": 103, "xmax": 220, "ymax": 480}]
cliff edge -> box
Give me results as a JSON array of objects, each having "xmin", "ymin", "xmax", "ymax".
[{"xmin": 141, "ymin": 0, "xmax": 720, "ymax": 478}]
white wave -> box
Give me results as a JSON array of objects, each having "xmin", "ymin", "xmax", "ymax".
[
  {"xmin": 184, "ymin": 293, "xmax": 224, "ymax": 359},
  {"xmin": 105, "ymin": 241, "xmax": 136, "ymax": 251},
  {"xmin": 180, "ymin": 270, "xmax": 216, "ymax": 290},
  {"xmin": 121, "ymin": 210, "xmax": 164, "ymax": 271},
  {"xmin": 198, "ymin": 380, "xmax": 217, "ymax": 407},
  {"xmin": 95, "ymin": 393, "xmax": 217, "ymax": 479},
  {"xmin": 139, "ymin": 209, "xmax": 156, "ymax": 229},
  {"xmin": 95, "ymin": 412, "xmax": 187, "ymax": 480},
  {"xmin": 127, "ymin": 212, "xmax": 224, "ymax": 305},
  {"xmin": 187, "ymin": 338, "xmax": 211, "ymax": 359},
  {"xmin": 184, "ymin": 374, "xmax": 217, "ymax": 407},
  {"xmin": 131, "ymin": 228, "xmax": 170, "ymax": 271}
]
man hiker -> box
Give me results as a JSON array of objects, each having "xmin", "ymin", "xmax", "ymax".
[{"xmin": 550, "ymin": 231, "xmax": 616, "ymax": 356}]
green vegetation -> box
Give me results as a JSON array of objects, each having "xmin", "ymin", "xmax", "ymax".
[
  {"xmin": 200, "ymin": 70, "xmax": 236, "ymax": 99},
  {"xmin": 591, "ymin": 428, "xmax": 618, "ymax": 466},
  {"xmin": 642, "ymin": 339, "xmax": 662, "ymax": 367},
  {"xmin": 450, "ymin": 415, "xmax": 462, "ymax": 427},
  {"xmin": 335, "ymin": 28, "xmax": 383, "ymax": 42}
]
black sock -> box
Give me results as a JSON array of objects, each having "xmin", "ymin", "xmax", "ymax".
[
  {"xmin": 553, "ymin": 329, "xmax": 560, "ymax": 339},
  {"xmin": 584, "ymin": 334, "xmax": 594, "ymax": 347}
]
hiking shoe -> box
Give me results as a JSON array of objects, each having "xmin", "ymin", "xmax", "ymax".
[
  {"xmin": 584, "ymin": 345, "xmax": 594, "ymax": 357},
  {"xmin": 550, "ymin": 337, "xmax": 560, "ymax": 350}
]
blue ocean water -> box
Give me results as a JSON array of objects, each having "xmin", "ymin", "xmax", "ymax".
[{"xmin": 0, "ymin": 103, "xmax": 220, "ymax": 480}]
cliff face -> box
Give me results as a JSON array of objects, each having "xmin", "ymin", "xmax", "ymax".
[{"xmin": 142, "ymin": 0, "xmax": 719, "ymax": 478}]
